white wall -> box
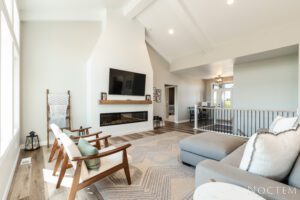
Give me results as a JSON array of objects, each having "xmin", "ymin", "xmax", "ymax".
[
  {"xmin": 148, "ymin": 45, "xmax": 204, "ymax": 122},
  {"xmin": 21, "ymin": 21, "xmax": 102, "ymax": 144},
  {"xmin": 233, "ymin": 54, "xmax": 298, "ymax": 110},
  {"xmin": 86, "ymin": 10, "xmax": 153, "ymax": 135}
]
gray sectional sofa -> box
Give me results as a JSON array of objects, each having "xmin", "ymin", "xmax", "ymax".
[{"xmin": 179, "ymin": 132, "xmax": 300, "ymax": 200}]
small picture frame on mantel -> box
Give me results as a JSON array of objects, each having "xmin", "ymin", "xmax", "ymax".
[
  {"xmin": 145, "ymin": 94, "xmax": 151, "ymax": 101},
  {"xmin": 101, "ymin": 92, "xmax": 107, "ymax": 100}
]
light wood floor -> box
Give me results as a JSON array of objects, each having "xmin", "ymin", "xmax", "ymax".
[{"xmin": 7, "ymin": 122, "xmax": 198, "ymax": 200}]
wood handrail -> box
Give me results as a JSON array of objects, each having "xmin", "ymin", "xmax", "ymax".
[
  {"xmin": 71, "ymin": 144, "xmax": 131, "ymax": 161},
  {"xmin": 196, "ymin": 106, "xmax": 296, "ymax": 113}
]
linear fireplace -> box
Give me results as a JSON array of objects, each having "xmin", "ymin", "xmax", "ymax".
[{"xmin": 100, "ymin": 111, "xmax": 148, "ymax": 127}]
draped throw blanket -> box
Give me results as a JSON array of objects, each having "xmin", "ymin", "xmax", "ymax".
[{"xmin": 48, "ymin": 94, "xmax": 69, "ymax": 128}]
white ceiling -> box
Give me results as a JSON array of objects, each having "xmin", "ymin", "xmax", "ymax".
[
  {"xmin": 18, "ymin": 0, "xmax": 300, "ymax": 78},
  {"xmin": 173, "ymin": 59, "xmax": 234, "ymax": 80},
  {"xmin": 181, "ymin": 0, "xmax": 300, "ymax": 46},
  {"xmin": 174, "ymin": 45, "xmax": 298, "ymax": 79},
  {"xmin": 18, "ymin": 0, "xmax": 129, "ymax": 10},
  {"xmin": 18, "ymin": 0, "xmax": 130, "ymax": 20}
]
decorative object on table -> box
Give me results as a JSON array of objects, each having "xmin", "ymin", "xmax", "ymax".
[
  {"xmin": 46, "ymin": 89, "xmax": 71, "ymax": 147},
  {"xmin": 153, "ymin": 88, "xmax": 161, "ymax": 103},
  {"xmin": 153, "ymin": 116, "xmax": 163, "ymax": 128},
  {"xmin": 101, "ymin": 92, "xmax": 107, "ymax": 100},
  {"xmin": 25, "ymin": 131, "xmax": 40, "ymax": 151},
  {"xmin": 145, "ymin": 94, "xmax": 151, "ymax": 101}
]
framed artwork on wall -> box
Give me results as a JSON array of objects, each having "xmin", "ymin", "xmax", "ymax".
[
  {"xmin": 145, "ymin": 94, "xmax": 151, "ymax": 101},
  {"xmin": 101, "ymin": 92, "xmax": 107, "ymax": 100},
  {"xmin": 153, "ymin": 87, "xmax": 161, "ymax": 103}
]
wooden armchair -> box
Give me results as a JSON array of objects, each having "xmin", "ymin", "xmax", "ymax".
[
  {"xmin": 49, "ymin": 124, "xmax": 106, "ymax": 176},
  {"xmin": 57, "ymin": 133, "xmax": 132, "ymax": 200}
]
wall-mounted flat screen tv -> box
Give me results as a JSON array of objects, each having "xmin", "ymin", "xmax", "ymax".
[{"xmin": 109, "ymin": 68, "xmax": 146, "ymax": 96}]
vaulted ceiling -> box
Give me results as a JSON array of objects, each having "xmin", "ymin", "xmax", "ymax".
[{"xmin": 18, "ymin": 0, "xmax": 300, "ymax": 79}]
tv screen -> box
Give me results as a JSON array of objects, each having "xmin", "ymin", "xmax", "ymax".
[{"xmin": 109, "ymin": 68, "xmax": 146, "ymax": 96}]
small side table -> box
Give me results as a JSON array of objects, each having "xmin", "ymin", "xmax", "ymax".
[{"xmin": 193, "ymin": 182, "xmax": 265, "ymax": 200}]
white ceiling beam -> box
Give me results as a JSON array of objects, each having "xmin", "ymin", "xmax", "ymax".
[
  {"xmin": 123, "ymin": 0, "xmax": 156, "ymax": 19},
  {"xmin": 168, "ymin": 0, "xmax": 213, "ymax": 53}
]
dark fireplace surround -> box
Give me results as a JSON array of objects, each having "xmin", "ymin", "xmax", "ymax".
[{"xmin": 100, "ymin": 111, "xmax": 148, "ymax": 127}]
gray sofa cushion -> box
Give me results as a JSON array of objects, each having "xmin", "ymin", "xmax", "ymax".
[
  {"xmin": 288, "ymin": 155, "xmax": 300, "ymax": 189},
  {"xmin": 221, "ymin": 143, "xmax": 245, "ymax": 168},
  {"xmin": 179, "ymin": 132, "xmax": 246, "ymax": 161},
  {"xmin": 196, "ymin": 160, "xmax": 300, "ymax": 200},
  {"xmin": 180, "ymin": 150, "xmax": 208, "ymax": 166}
]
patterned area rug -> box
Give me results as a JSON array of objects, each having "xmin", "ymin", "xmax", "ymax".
[
  {"xmin": 43, "ymin": 131, "xmax": 195, "ymax": 200},
  {"xmin": 94, "ymin": 131, "xmax": 195, "ymax": 200}
]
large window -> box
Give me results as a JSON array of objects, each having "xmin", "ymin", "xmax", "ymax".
[
  {"xmin": 0, "ymin": 0, "xmax": 20, "ymax": 155},
  {"xmin": 212, "ymin": 83, "xmax": 234, "ymax": 108},
  {"xmin": 14, "ymin": 46, "xmax": 20, "ymax": 135},
  {"xmin": 4, "ymin": 0, "xmax": 13, "ymax": 20},
  {"xmin": 13, "ymin": 0, "xmax": 20, "ymax": 44},
  {"xmin": 1, "ymin": 12, "xmax": 14, "ymax": 154}
]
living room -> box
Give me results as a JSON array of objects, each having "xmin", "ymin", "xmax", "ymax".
[{"xmin": 1, "ymin": 0, "xmax": 300, "ymax": 200}]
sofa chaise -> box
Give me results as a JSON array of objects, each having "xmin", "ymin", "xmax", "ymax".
[{"xmin": 179, "ymin": 132, "xmax": 300, "ymax": 200}]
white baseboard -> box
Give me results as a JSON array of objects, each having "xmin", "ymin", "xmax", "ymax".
[
  {"xmin": 2, "ymin": 147, "xmax": 20, "ymax": 200},
  {"xmin": 175, "ymin": 119, "xmax": 190, "ymax": 124}
]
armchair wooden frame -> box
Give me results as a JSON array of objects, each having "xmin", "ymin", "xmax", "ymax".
[
  {"xmin": 52, "ymin": 134, "xmax": 111, "ymax": 177},
  {"xmin": 48, "ymin": 127, "xmax": 101, "ymax": 163},
  {"xmin": 57, "ymin": 143, "xmax": 132, "ymax": 200},
  {"xmin": 48, "ymin": 127, "xmax": 94, "ymax": 162},
  {"xmin": 49, "ymin": 128, "xmax": 110, "ymax": 177},
  {"xmin": 65, "ymin": 127, "xmax": 92, "ymax": 136}
]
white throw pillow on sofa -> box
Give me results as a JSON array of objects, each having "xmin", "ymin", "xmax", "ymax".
[
  {"xmin": 269, "ymin": 116, "xmax": 298, "ymax": 133},
  {"xmin": 239, "ymin": 128, "xmax": 300, "ymax": 181}
]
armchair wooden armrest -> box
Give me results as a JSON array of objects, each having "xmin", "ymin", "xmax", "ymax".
[
  {"xmin": 86, "ymin": 135, "xmax": 111, "ymax": 143},
  {"xmin": 70, "ymin": 131, "xmax": 102, "ymax": 140},
  {"xmin": 71, "ymin": 143, "xmax": 131, "ymax": 161},
  {"xmin": 68, "ymin": 127, "xmax": 92, "ymax": 133}
]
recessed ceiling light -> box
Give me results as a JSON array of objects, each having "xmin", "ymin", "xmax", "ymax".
[
  {"xmin": 227, "ymin": 0, "xmax": 234, "ymax": 5},
  {"xmin": 168, "ymin": 29, "xmax": 174, "ymax": 35}
]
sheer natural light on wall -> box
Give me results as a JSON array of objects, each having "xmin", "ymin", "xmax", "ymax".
[
  {"xmin": 1, "ymin": 12, "xmax": 13, "ymax": 154},
  {"xmin": 0, "ymin": 0, "xmax": 20, "ymax": 155}
]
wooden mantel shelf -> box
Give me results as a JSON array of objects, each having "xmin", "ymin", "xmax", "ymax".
[{"xmin": 99, "ymin": 100, "xmax": 152, "ymax": 105}]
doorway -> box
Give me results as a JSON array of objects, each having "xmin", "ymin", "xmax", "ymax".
[
  {"xmin": 212, "ymin": 82, "xmax": 233, "ymax": 108},
  {"xmin": 165, "ymin": 85, "xmax": 177, "ymax": 122}
]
